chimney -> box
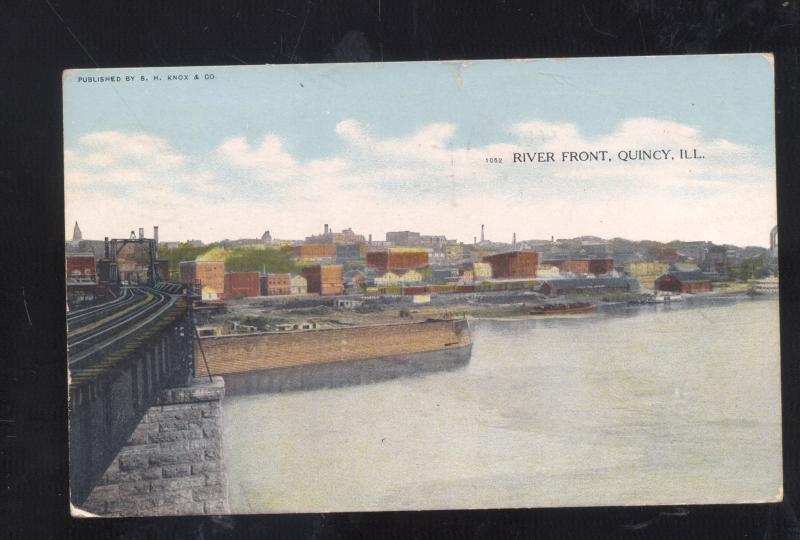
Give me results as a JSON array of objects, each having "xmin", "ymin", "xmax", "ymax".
[
  {"xmin": 474, "ymin": 236, "xmax": 477, "ymax": 245},
  {"xmin": 512, "ymin": 232, "xmax": 517, "ymax": 248},
  {"xmin": 139, "ymin": 227, "xmax": 144, "ymax": 239},
  {"xmin": 368, "ymin": 233, "xmax": 372, "ymax": 245},
  {"xmin": 104, "ymin": 237, "xmax": 109, "ymax": 258},
  {"xmin": 324, "ymin": 224, "xmax": 329, "ymax": 234},
  {"xmin": 481, "ymin": 224, "xmax": 485, "ymax": 243},
  {"xmin": 153, "ymin": 225, "xmax": 159, "ymax": 244}
]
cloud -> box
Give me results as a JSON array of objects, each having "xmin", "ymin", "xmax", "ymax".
[{"xmin": 64, "ymin": 119, "xmax": 777, "ymax": 247}]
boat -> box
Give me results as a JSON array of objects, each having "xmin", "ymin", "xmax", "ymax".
[
  {"xmin": 529, "ymin": 302, "xmax": 597, "ymax": 315},
  {"xmin": 652, "ymin": 293, "xmax": 683, "ymax": 303}
]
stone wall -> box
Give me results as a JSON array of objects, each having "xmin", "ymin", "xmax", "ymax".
[
  {"xmin": 80, "ymin": 377, "xmax": 228, "ymax": 517},
  {"xmin": 195, "ymin": 319, "xmax": 471, "ymax": 377}
]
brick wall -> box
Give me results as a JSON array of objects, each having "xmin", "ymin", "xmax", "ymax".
[
  {"xmin": 80, "ymin": 377, "xmax": 228, "ymax": 517},
  {"xmin": 196, "ymin": 320, "xmax": 470, "ymax": 377}
]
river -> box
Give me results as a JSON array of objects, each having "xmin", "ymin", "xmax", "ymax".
[{"xmin": 222, "ymin": 296, "xmax": 782, "ymax": 513}]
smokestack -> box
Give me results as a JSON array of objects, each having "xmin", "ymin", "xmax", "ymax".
[
  {"xmin": 104, "ymin": 237, "xmax": 109, "ymax": 258},
  {"xmin": 153, "ymin": 225, "xmax": 159, "ymax": 245},
  {"xmin": 512, "ymin": 232, "xmax": 517, "ymax": 248},
  {"xmin": 481, "ymin": 224, "xmax": 485, "ymax": 243},
  {"xmin": 474, "ymin": 236, "xmax": 477, "ymax": 245},
  {"xmin": 138, "ymin": 227, "xmax": 144, "ymax": 239},
  {"xmin": 324, "ymin": 224, "xmax": 329, "ymax": 234},
  {"xmin": 368, "ymin": 233, "xmax": 372, "ymax": 245}
]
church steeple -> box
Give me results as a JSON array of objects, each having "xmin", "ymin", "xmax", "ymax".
[{"xmin": 72, "ymin": 221, "xmax": 83, "ymax": 241}]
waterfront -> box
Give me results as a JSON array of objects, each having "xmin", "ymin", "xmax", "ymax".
[{"xmin": 223, "ymin": 297, "xmax": 781, "ymax": 512}]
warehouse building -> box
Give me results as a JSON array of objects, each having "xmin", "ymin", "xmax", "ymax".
[
  {"xmin": 261, "ymin": 273, "xmax": 292, "ymax": 296},
  {"xmin": 293, "ymin": 243, "xmax": 337, "ymax": 261},
  {"xmin": 654, "ymin": 271, "xmax": 713, "ymax": 293},
  {"xmin": 366, "ymin": 248, "xmax": 429, "ymax": 273},
  {"xmin": 482, "ymin": 251, "xmax": 538, "ymax": 279},
  {"xmin": 301, "ymin": 264, "xmax": 344, "ymax": 296},
  {"xmin": 224, "ymin": 271, "xmax": 261, "ymax": 299},
  {"xmin": 179, "ymin": 260, "xmax": 225, "ymax": 299},
  {"xmin": 540, "ymin": 276, "xmax": 636, "ymax": 296}
]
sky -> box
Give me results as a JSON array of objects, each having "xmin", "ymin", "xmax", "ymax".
[{"xmin": 63, "ymin": 54, "xmax": 777, "ymax": 247}]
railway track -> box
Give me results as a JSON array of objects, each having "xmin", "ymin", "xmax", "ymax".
[{"xmin": 67, "ymin": 286, "xmax": 177, "ymax": 365}]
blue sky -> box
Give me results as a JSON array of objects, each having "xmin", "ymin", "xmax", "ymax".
[{"xmin": 63, "ymin": 54, "xmax": 776, "ymax": 246}]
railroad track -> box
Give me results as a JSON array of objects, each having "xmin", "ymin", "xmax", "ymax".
[
  {"xmin": 67, "ymin": 287, "xmax": 138, "ymax": 331},
  {"xmin": 67, "ymin": 286, "xmax": 177, "ymax": 365}
]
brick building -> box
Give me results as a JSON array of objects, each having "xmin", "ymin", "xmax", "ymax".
[
  {"xmin": 261, "ymin": 273, "xmax": 292, "ymax": 296},
  {"xmin": 66, "ymin": 253, "xmax": 97, "ymax": 283},
  {"xmin": 366, "ymin": 248, "xmax": 429, "ymax": 273},
  {"xmin": 179, "ymin": 260, "xmax": 225, "ymax": 299},
  {"xmin": 654, "ymin": 271, "xmax": 713, "ymax": 293},
  {"xmin": 224, "ymin": 271, "xmax": 261, "ymax": 299},
  {"xmin": 482, "ymin": 251, "xmax": 538, "ymax": 279},
  {"xmin": 549, "ymin": 258, "xmax": 614, "ymax": 275},
  {"xmin": 301, "ymin": 264, "xmax": 343, "ymax": 296},
  {"xmin": 293, "ymin": 244, "xmax": 337, "ymax": 260}
]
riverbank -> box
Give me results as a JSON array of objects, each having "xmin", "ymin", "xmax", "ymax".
[{"xmin": 205, "ymin": 283, "xmax": 760, "ymax": 333}]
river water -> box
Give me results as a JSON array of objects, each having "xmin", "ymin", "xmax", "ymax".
[{"xmin": 223, "ymin": 297, "xmax": 782, "ymax": 513}]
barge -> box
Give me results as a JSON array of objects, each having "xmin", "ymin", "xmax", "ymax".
[{"xmin": 529, "ymin": 302, "xmax": 597, "ymax": 315}]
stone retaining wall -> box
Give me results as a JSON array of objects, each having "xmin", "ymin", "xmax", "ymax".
[{"xmin": 79, "ymin": 377, "xmax": 228, "ymax": 516}]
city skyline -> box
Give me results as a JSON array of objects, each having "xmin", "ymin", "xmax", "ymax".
[{"xmin": 64, "ymin": 55, "xmax": 776, "ymax": 247}]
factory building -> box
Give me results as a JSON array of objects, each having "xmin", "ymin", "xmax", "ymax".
[
  {"xmin": 224, "ymin": 271, "xmax": 261, "ymax": 299},
  {"xmin": 179, "ymin": 260, "xmax": 225, "ymax": 300},
  {"xmin": 482, "ymin": 251, "xmax": 538, "ymax": 279},
  {"xmin": 293, "ymin": 243, "xmax": 337, "ymax": 261},
  {"xmin": 261, "ymin": 273, "xmax": 292, "ymax": 296},
  {"xmin": 654, "ymin": 271, "xmax": 713, "ymax": 293},
  {"xmin": 366, "ymin": 248, "xmax": 429, "ymax": 273},
  {"xmin": 301, "ymin": 264, "xmax": 344, "ymax": 296}
]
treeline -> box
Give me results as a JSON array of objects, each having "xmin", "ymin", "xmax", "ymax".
[
  {"xmin": 224, "ymin": 248, "xmax": 300, "ymax": 274},
  {"xmin": 161, "ymin": 243, "xmax": 301, "ymax": 275}
]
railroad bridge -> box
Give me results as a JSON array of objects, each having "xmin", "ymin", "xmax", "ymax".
[{"xmin": 68, "ymin": 283, "xmax": 228, "ymax": 516}]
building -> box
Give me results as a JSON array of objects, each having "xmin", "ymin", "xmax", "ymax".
[
  {"xmin": 306, "ymin": 224, "xmax": 366, "ymax": 244},
  {"xmin": 536, "ymin": 265, "xmax": 561, "ymax": 278},
  {"xmin": 548, "ymin": 258, "xmax": 614, "ymax": 275},
  {"xmin": 335, "ymin": 298, "xmax": 363, "ymax": 309},
  {"xmin": 66, "ymin": 253, "xmax": 97, "ymax": 283},
  {"xmin": 482, "ymin": 251, "xmax": 538, "ymax": 279},
  {"xmin": 179, "ymin": 260, "xmax": 225, "ymax": 299},
  {"xmin": 293, "ymin": 243, "xmax": 337, "ymax": 261},
  {"xmin": 224, "ymin": 271, "xmax": 261, "ymax": 299},
  {"xmin": 344, "ymin": 270, "xmax": 366, "ymax": 293},
  {"xmin": 445, "ymin": 244, "xmax": 465, "ymax": 262},
  {"xmin": 290, "ymin": 274, "xmax": 307, "ymax": 295},
  {"xmin": 540, "ymin": 277, "xmax": 635, "ymax": 296},
  {"xmin": 72, "ymin": 221, "xmax": 83, "ymax": 241},
  {"xmin": 261, "ymin": 273, "xmax": 291, "ymax": 296},
  {"xmin": 373, "ymin": 269, "xmax": 423, "ymax": 287},
  {"xmin": 472, "ymin": 261, "xmax": 493, "ymax": 281},
  {"xmin": 654, "ymin": 271, "xmax": 713, "ymax": 293},
  {"xmin": 386, "ymin": 230, "xmax": 421, "ymax": 246},
  {"xmin": 624, "ymin": 261, "xmax": 669, "ymax": 290},
  {"xmin": 301, "ymin": 264, "xmax": 344, "ymax": 296},
  {"xmin": 335, "ymin": 243, "xmax": 362, "ymax": 262},
  {"xmin": 366, "ymin": 248, "xmax": 429, "ymax": 273}
]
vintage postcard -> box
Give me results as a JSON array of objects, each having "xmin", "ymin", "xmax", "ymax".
[{"xmin": 64, "ymin": 54, "xmax": 781, "ymax": 516}]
